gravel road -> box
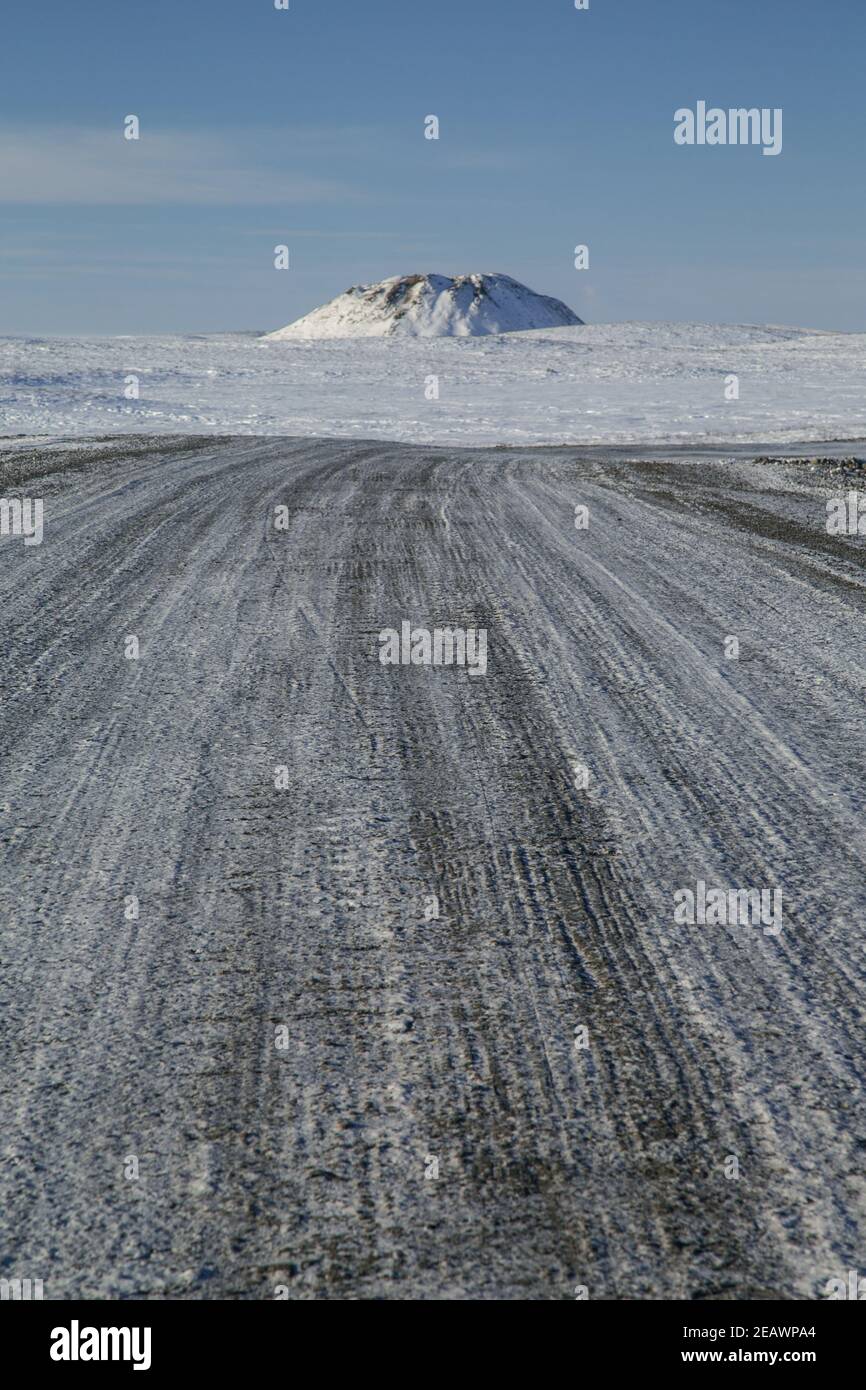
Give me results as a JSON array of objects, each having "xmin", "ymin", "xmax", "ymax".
[{"xmin": 1, "ymin": 435, "xmax": 865, "ymax": 1300}]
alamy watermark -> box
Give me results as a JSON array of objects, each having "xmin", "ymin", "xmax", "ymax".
[
  {"xmin": 0, "ymin": 496, "xmax": 43, "ymax": 546},
  {"xmin": 674, "ymin": 880, "xmax": 782, "ymax": 935},
  {"xmin": 378, "ymin": 621, "xmax": 487, "ymax": 676},
  {"xmin": 674, "ymin": 103, "xmax": 782, "ymax": 157},
  {"xmin": 1, "ymin": 1276, "xmax": 43, "ymax": 1300},
  {"xmin": 826, "ymin": 491, "xmax": 866, "ymax": 535},
  {"xmin": 50, "ymin": 1322, "xmax": 152, "ymax": 1371},
  {"xmin": 823, "ymin": 1270, "xmax": 865, "ymax": 1299}
]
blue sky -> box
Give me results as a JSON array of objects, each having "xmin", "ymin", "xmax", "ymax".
[{"xmin": 1, "ymin": 0, "xmax": 863, "ymax": 333}]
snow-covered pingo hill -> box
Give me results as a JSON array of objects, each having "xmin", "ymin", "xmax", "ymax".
[{"xmin": 265, "ymin": 272, "xmax": 583, "ymax": 339}]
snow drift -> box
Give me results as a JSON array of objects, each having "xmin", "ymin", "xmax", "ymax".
[{"xmin": 265, "ymin": 272, "xmax": 583, "ymax": 339}]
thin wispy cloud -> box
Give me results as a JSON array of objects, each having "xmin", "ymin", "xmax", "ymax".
[
  {"xmin": 0, "ymin": 127, "xmax": 359, "ymax": 205},
  {"xmin": 235, "ymin": 229, "xmax": 402, "ymax": 239},
  {"xmin": 438, "ymin": 150, "xmax": 523, "ymax": 172}
]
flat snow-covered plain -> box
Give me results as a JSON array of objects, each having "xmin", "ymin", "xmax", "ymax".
[{"xmin": 1, "ymin": 322, "xmax": 865, "ymax": 446}]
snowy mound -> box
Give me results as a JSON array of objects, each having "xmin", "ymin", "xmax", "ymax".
[{"xmin": 265, "ymin": 272, "xmax": 583, "ymax": 339}]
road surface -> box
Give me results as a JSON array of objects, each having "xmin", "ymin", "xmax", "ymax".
[{"xmin": 1, "ymin": 435, "xmax": 865, "ymax": 1299}]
